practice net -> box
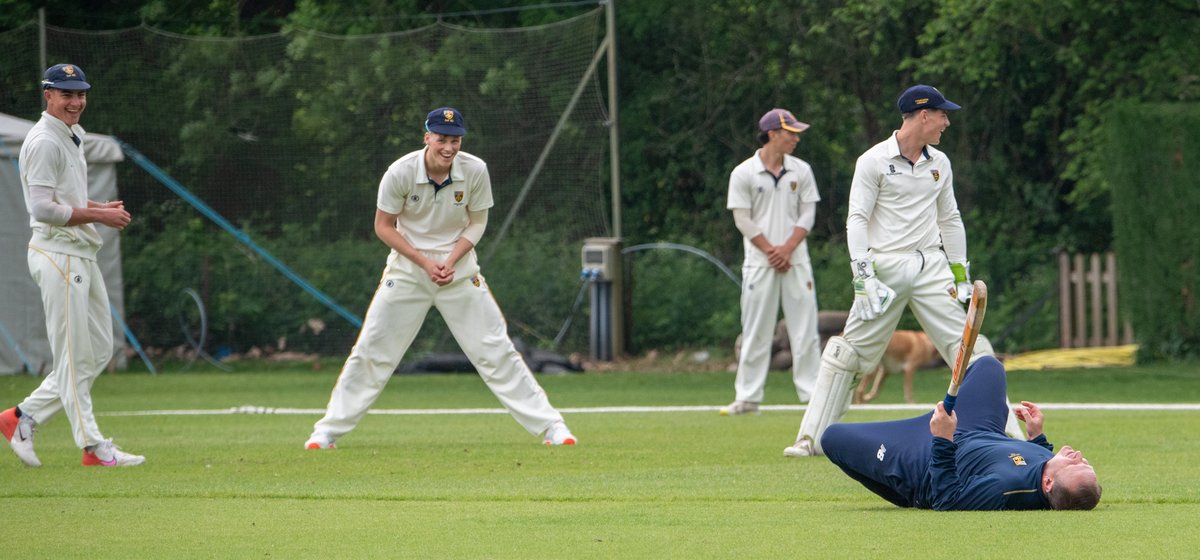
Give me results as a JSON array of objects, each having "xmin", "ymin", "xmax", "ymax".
[{"xmin": 0, "ymin": 9, "xmax": 612, "ymax": 365}]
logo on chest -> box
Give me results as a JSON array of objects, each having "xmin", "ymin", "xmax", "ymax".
[
  {"xmin": 454, "ymin": 190, "xmax": 464, "ymax": 203},
  {"xmin": 931, "ymin": 169, "xmax": 941, "ymax": 182},
  {"xmin": 885, "ymin": 164, "xmax": 901, "ymax": 176},
  {"xmin": 1009, "ymin": 453, "xmax": 1027, "ymax": 466}
]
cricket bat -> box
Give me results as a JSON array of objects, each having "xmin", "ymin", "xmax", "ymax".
[{"xmin": 943, "ymin": 280, "xmax": 988, "ymax": 415}]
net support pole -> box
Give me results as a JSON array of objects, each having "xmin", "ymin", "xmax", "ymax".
[
  {"xmin": 38, "ymin": 8, "xmax": 46, "ymax": 111},
  {"xmin": 605, "ymin": 0, "xmax": 621, "ymax": 239}
]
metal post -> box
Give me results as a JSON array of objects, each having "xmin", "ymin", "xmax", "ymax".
[
  {"xmin": 605, "ymin": 0, "xmax": 621, "ymax": 239},
  {"xmin": 590, "ymin": 282, "xmax": 612, "ymax": 361},
  {"xmin": 38, "ymin": 8, "xmax": 47, "ymax": 110},
  {"xmin": 582, "ymin": 237, "xmax": 623, "ymax": 361}
]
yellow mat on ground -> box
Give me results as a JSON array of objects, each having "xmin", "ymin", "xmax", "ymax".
[{"xmin": 1003, "ymin": 345, "xmax": 1137, "ymax": 371}]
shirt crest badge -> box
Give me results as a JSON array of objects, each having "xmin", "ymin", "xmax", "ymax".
[
  {"xmin": 931, "ymin": 169, "xmax": 941, "ymax": 181},
  {"xmin": 454, "ymin": 190, "xmax": 464, "ymax": 203},
  {"xmin": 1009, "ymin": 453, "xmax": 1027, "ymax": 466},
  {"xmin": 471, "ymin": 275, "xmax": 481, "ymax": 288},
  {"xmin": 790, "ymin": 181, "xmax": 798, "ymax": 192}
]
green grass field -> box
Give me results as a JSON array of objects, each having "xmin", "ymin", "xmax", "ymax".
[{"xmin": 2, "ymin": 361, "xmax": 1199, "ymax": 558}]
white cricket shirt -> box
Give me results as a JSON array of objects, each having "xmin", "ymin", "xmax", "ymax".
[
  {"xmin": 845, "ymin": 132, "xmax": 966, "ymax": 262},
  {"xmin": 19, "ymin": 112, "xmax": 102, "ymax": 259},
  {"xmin": 377, "ymin": 148, "xmax": 495, "ymax": 254},
  {"xmin": 727, "ymin": 149, "xmax": 821, "ymax": 267}
]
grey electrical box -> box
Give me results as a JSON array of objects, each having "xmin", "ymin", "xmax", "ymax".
[
  {"xmin": 581, "ymin": 238, "xmax": 621, "ymax": 281},
  {"xmin": 581, "ymin": 237, "xmax": 624, "ymax": 361}
]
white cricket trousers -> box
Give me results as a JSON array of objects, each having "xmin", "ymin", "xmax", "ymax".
[
  {"xmin": 313, "ymin": 250, "xmax": 564, "ymax": 439},
  {"xmin": 842, "ymin": 250, "xmax": 991, "ymax": 367},
  {"xmin": 733, "ymin": 261, "xmax": 821, "ymax": 403},
  {"xmin": 19, "ymin": 248, "xmax": 112, "ymax": 449},
  {"xmin": 838, "ymin": 249, "xmax": 1019, "ymax": 438}
]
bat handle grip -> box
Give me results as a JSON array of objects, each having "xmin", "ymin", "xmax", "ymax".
[{"xmin": 943, "ymin": 394, "xmax": 957, "ymax": 415}]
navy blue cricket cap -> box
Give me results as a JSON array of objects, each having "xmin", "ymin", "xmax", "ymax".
[
  {"xmin": 897, "ymin": 84, "xmax": 960, "ymax": 113},
  {"xmin": 41, "ymin": 63, "xmax": 91, "ymax": 91},
  {"xmin": 425, "ymin": 107, "xmax": 467, "ymax": 136}
]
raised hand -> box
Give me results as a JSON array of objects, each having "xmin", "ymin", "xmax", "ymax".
[{"xmin": 1014, "ymin": 401, "xmax": 1044, "ymax": 440}]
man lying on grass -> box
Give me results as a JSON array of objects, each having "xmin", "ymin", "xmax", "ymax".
[{"xmin": 820, "ymin": 356, "xmax": 1101, "ymax": 510}]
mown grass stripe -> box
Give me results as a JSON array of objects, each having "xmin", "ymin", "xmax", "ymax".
[{"xmin": 99, "ymin": 402, "xmax": 1200, "ymax": 417}]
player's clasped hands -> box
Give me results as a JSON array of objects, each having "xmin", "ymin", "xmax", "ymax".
[
  {"xmin": 97, "ymin": 201, "xmax": 131, "ymax": 230},
  {"xmin": 765, "ymin": 244, "xmax": 791, "ymax": 273},
  {"xmin": 424, "ymin": 262, "xmax": 454, "ymax": 286}
]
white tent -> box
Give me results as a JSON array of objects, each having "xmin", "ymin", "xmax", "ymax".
[{"xmin": 0, "ymin": 111, "xmax": 127, "ymax": 374}]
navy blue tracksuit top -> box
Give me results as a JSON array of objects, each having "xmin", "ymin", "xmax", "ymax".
[{"xmin": 822, "ymin": 356, "xmax": 1054, "ymax": 510}]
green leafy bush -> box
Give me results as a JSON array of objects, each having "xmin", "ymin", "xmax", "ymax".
[
  {"xmin": 122, "ymin": 203, "xmax": 379, "ymax": 355},
  {"xmin": 1105, "ymin": 103, "xmax": 1200, "ymax": 362}
]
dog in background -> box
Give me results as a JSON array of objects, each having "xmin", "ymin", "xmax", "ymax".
[{"xmin": 853, "ymin": 330, "xmax": 940, "ymax": 404}]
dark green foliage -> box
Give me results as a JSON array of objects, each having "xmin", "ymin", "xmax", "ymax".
[
  {"xmin": 1105, "ymin": 103, "xmax": 1200, "ymax": 362},
  {"xmin": 122, "ymin": 203, "xmax": 379, "ymax": 354},
  {"xmin": 623, "ymin": 236, "xmax": 742, "ymax": 351}
]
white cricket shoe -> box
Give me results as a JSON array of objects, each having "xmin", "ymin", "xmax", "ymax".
[
  {"xmin": 1, "ymin": 407, "xmax": 41, "ymax": 467},
  {"xmin": 543, "ymin": 421, "xmax": 577, "ymax": 446},
  {"xmin": 304, "ymin": 433, "xmax": 336, "ymax": 449},
  {"xmin": 783, "ymin": 437, "xmax": 817, "ymax": 458},
  {"xmin": 82, "ymin": 439, "xmax": 145, "ymax": 467},
  {"xmin": 718, "ymin": 400, "xmax": 760, "ymax": 416}
]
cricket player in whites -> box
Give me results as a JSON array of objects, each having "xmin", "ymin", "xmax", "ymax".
[
  {"xmin": 784, "ymin": 85, "xmax": 1021, "ymax": 457},
  {"xmin": 1, "ymin": 64, "xmax": 144, "ymax": 467},
  {"xmin": 304, "ymin": 107, "xmax": 576, "ymax": 449},
  {"xmin": 720, "ymin": 108, "xmax": 822, "ymax": 415}
]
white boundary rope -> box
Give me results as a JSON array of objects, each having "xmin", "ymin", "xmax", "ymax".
[{"xmin": 100, "ymin": 403, "xmax": 1200, "ymax": 417}]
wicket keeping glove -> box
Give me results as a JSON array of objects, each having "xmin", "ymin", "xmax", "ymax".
[
  {"xmin": 949, "ymin": 262, "xmax": 972, "ymax": 304},
  {"xmin": 850, "ymin": 258, "xmax": 895, "ymax": 321}
]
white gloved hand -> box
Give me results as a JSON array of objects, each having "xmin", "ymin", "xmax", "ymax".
[
  {"xmin": 949, "ymin": 262, "xmax": 972, "ymax": 304},
  {"xmin": 850, "ymin": 258, "xmax": 896, "ymax": 321}
]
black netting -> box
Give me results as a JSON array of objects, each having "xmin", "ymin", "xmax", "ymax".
[{"xmin": 0, "ymin": 10, "xmax": 611, "ymax": 358}]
